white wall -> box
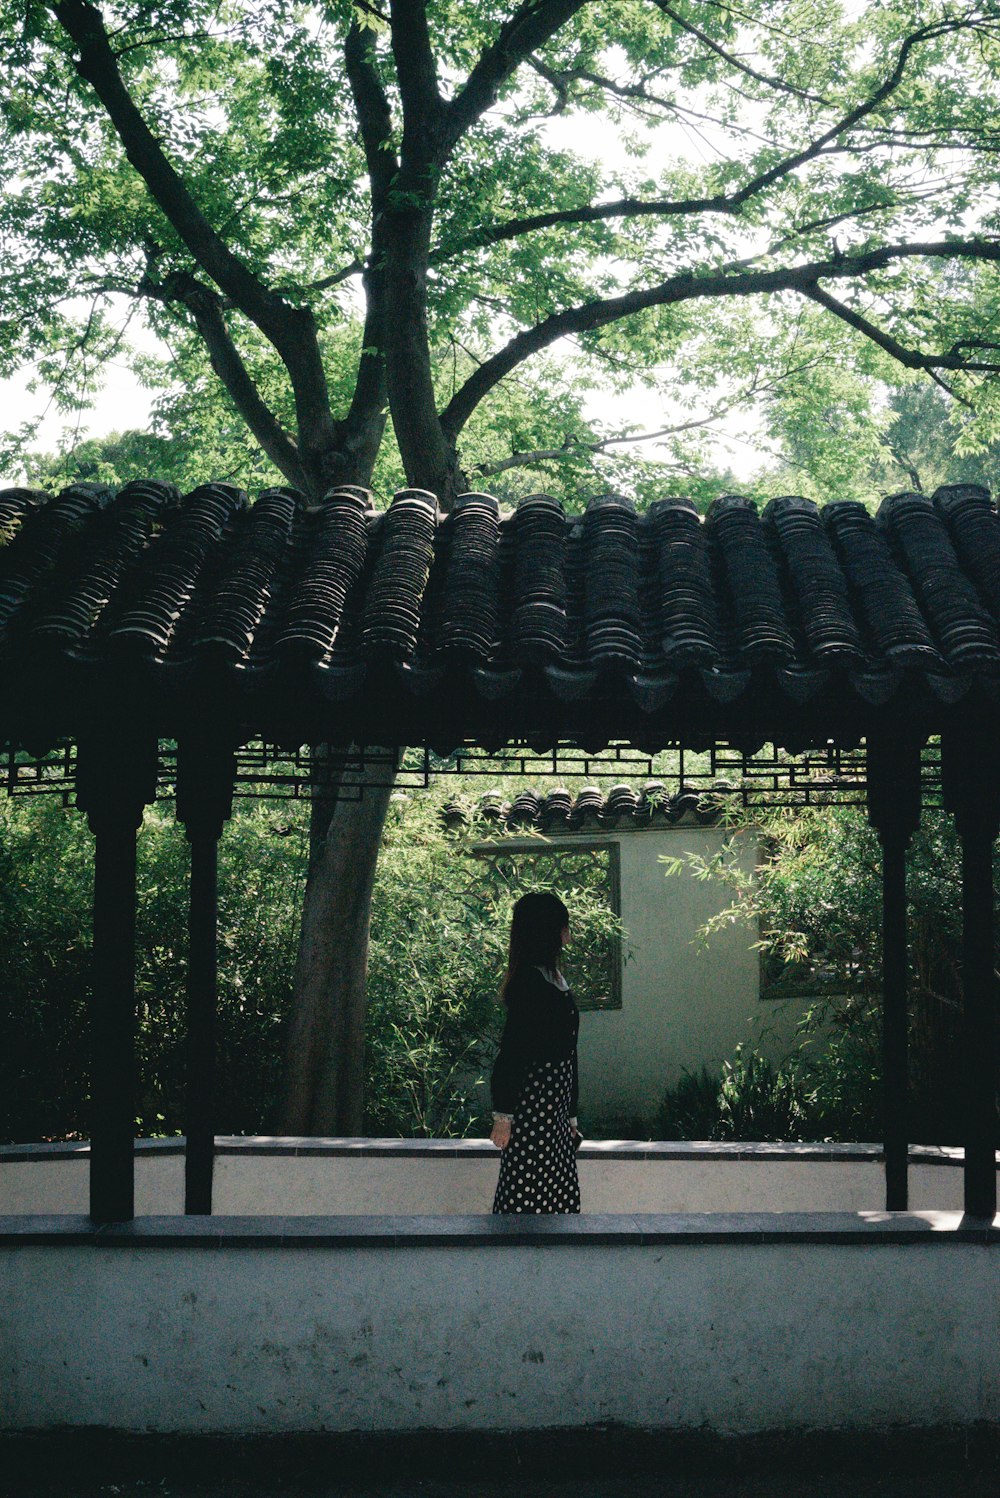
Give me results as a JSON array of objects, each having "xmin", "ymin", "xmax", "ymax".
[
  {"xmin": 2, "ymin": 1141, "xmax": 991, "ymax": 1216},
  {"xmin": 3, "ymin": 1221, "xmax": 998, "ymax": 1434},
  {"xmin": 576, "ymin": 827, "xmax": 792, "ymax": 1126}
]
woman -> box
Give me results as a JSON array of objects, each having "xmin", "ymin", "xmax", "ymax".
[{"xmin": 490, "ymin": 891, "xmax": 581, "ymax": 1214}]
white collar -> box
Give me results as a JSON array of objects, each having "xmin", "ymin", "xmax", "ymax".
[{"xmin": 536, "ymin": 964, "xmax": 570, "ymax": 991}]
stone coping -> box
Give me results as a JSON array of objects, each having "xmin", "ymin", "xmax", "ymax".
[
  {"xmin": 2, "ymin": 1424, "xmax": 999, "ymax": 1483},
  {"xmin": 1, "ymin": 1209, "xmax": 998, "ymax": 1248},
  {"xmin": 0, "ymin": 1137, "xmax": 983, "ymax": 1165}
]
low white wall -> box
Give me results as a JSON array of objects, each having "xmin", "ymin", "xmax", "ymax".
[
  {"xmin": 2, "ymin": 1215, "xmax": 998, "ymax": 1435},
  {"xmin": 1, "ymin": 1139, "xmax": 994, "ymax": 1216},
  {"xmin": 0, "ymin": 1149, "xmax": 185, "ymax": 1215},
  {"xmin": 580, "ymin": 827, "xmax": 773, "ymax": 1126}
]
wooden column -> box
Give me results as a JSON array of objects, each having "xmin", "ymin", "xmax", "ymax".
[
  {"xmin": 866, "ymin": 733, "xmax": 922, "ymax": 1212},
  {"xmin": 943, "ymin": 728, "xmax": 1000, "ymax": 1219},
  {"xmin": 176, "ymin": 740, "xmax": 235, "ymax": 1216},
  {"xmin": 76, "ymin": 735, "xmax": 159, "ymax": 1225}
]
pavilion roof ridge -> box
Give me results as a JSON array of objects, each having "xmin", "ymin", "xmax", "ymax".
[{"xmin": 441, "ymin": 781, "xmax": 733, "ymax": 834}]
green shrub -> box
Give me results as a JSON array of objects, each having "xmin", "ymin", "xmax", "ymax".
[
  {"xmin": 657, "ymin": 1030, "xmax": 881, "ymax": 1145},
  {"xmin": 0, "ymin": 794, "xmax": 306, "ymax": 1141},
  {"xmin": 656, "ymin": 1066, "xmax": 721, "ymax": 1140},
  {"xmin": 660, "ymin": 791, "xmax": 993, "ymax": 1144}
]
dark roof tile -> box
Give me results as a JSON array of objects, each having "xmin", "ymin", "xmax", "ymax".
[
  {"xmin": 822, "ymin": 499, "xmax": 938, "ymax": 666},
  {"xmin": 0, "ymin": 483, "xmax": 112, "ymax": 642},
  {"xmin": 508, "ymin": 492, "xmax": 570, "ymax": 662},
  {"xmin": 30, "ymin": 480, "xmax": 178, "ymax": 651},
  {"xmin": 0, "ymin": 487, "xmax": 43, "ymax": 547},
  {"xmin": 707, "ymin": 495, "xmax": 796, "ymax": 666},
  {"xmin": 646, "ymin": 496, "xmax": 720, "ymax": 667},
  {"xmin": 1, "ymin": 481, "xmax": 997, "ymax": 747},
  {"xmin": 197, "ymin": 484, "xmax": 299, "ymax": 666},
  {"xmin": 106, "ymin": 482, "xmax": 245, "ymax": 659},
  {"xmin": 582, "ymin": 494, "xmax": 643, "ymax": 668},
  {"xmin": 432, "ymin": 491, "xmax": 501, "ymax": 657},
  {"xmin": 277, "ymin": 487, "xmax": 370, "ymax": 665},
  {"xmin": 361, "ymin": 488, "xmax": 436, "ymax": 659},
  {"xmin": 933, "ymin": 483, "xmax": 1000, "ymax": 624},
  {"xmin": 764, "ymin": 495, "xmax": 864, "ymax": 663},
  {"xmin": 877, "ymin": 489, "xmax": 1000, "ymax": 669},
  {"xmin": 441, "ymin": 781, "xmax": 726, "ymax": 833}
]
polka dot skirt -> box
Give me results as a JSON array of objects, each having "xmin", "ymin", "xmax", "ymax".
[{"xmin": 492, "ymin": 1057, "xmax": 580, "ymax": 1215}]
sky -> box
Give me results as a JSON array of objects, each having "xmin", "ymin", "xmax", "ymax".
[{"xmin": 2, "ymin": 348, "xmax": 157, "ymax": 460}]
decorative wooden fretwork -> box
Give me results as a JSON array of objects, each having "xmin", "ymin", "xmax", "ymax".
[{"xmin": 0, "ymin": 737, "xmax": 943, "ymax": 808}]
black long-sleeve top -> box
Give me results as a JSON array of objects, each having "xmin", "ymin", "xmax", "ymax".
[{"xmin": 491, "ymin": 965, "xmax": 579, "ymax": 1117}]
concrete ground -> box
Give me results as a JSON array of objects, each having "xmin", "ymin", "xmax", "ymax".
[
  {"xmin": 4, "ymin": 1473, "xmax": 1000, "ymax": 1498},
  {"xmin": 2, "ymin": 1429, "xmax": 999, "ymax": 1498}
]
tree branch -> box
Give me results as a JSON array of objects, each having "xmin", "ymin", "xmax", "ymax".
[
  {"xmin": 109, "ymin": 25, "xmax": 235, "ymax": 59},
  {"xmin": 651, "ymin": 0, "xmax": 829, "ymax": 103},
  {"xmin": 472, "ymin": 357, "xmax": 825, "ymax": 476},
  {"xmin": 342, "ymin": 20, "xmax": 395, "ymax": 477},
  {"xmin": 51, "ymin": 0, "xmax": 289, "ymax": 345},
  {"xmin": 147, "ymin": 271, "xmax": 309, "ymax": 490},
  {"xmin": 345, "ymin": 17, "xmax": 397, "ymax": 203},
  {"xmin": 275, "ymin": 259, "xmax": 365, "ymax": 297},
  {"xmin": 50, "ymin": 0, "xmax": 338, "ymax": 473},
  {"xmin": 432, "ymin": 191, "xmax": 729, "ymax": 260},
  {"xmin": 473, "ymin": 419, "xmax": 730, "ymax": 476},
  {"xmin": 885, "ymin": 440, "xmax": 925, "ymax": 492},
  {"xmin": 444, "ymin": 0, "xmax": 591, "ymax": 153},
  {"xmin": 433, "ymin": 14, "xmax": 987, "ymax": 264},
  {"xmin": 802, "ymin": 284, "xmax": 1000, "ymax": 391},
  {"xmin": 439, "ymin": 237, "xmax": 1000, "ymax": 436},
  {"xmin": 526, "ymin": 54, "xmax": 780, "ymax": 144},
  {"xmin": 389, "ymin": 0, "xmax": 445, "ymax": 156},
  {"xmin": 525, "ymin": 53, "xmax": 571, "ymax": 114},
  {"xmin": 721, "ymin": 15, "xmax": 991, "ymax": 208}
]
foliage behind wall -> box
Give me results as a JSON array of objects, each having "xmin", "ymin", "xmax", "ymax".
[
  {"xmin": 0, "ymin": 789, "xmax": 620, "ymax": 1142},
  {"xmin": 2, "ymin": 781, "xmax": 992, "ymax": 1145},
  {"xmin": 658, "ymin": 799, "xmax": 990, "ymax": 1145}
]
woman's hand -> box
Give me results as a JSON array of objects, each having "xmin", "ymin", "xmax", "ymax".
[{"xmin": 490, "ymin": 1118, "xmax": 512, "ymax": 1150}]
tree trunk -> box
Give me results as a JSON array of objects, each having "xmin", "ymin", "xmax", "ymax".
[
  {"xmin": 277, "ymin": 162, "xmax": 456, "ymax": 1135},
  {"xmin": 277, "ymin": 418, "xmax": 398, "ymax": 1136},
  {"xmin": 279, "ymin": 764, "xmax": 397, "ymax": 1134}
]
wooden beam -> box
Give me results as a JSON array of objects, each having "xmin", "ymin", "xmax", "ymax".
[
  {"xmin": 176, "ymin": 739, "xmax": 236, "ymax": 1216},
  {"xmin": 76, "ymin": 734, "xmax": 158, "ymax": 1225},
  {"xmin": 942, "ymin": 726, "xmax": 1000, "ymax": 1219},
  {"xmin": 866, "ymin": 732, "xmax": 922, "ymax": 1212}
]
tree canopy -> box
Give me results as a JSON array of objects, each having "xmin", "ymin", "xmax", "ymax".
[{"xmin": 5, "ymin": 0, "xmax": 1000, "ymax": 507}]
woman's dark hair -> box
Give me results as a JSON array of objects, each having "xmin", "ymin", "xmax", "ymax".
[{"xmin": 501, "ymin": 890, "xmax": 570, "ymax": 1002}]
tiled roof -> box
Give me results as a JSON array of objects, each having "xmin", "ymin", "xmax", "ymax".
[
  {"xmin": 443, "ymin": 783, "xmax": 727, "ymax": 833},
  {"xmin": 1, "ymin": 480, "xmax": 999, "ymax": 751}
]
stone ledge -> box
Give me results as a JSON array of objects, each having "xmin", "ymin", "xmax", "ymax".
[
  {"xmin": 0, "ymin": 1137, "xmax": 984, "ymax": 1165},
  {"xmin": 1, "ymin": 1209, "xmax": 998, "ymax": 1249}
]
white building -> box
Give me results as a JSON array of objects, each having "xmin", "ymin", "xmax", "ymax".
[{"xmin": 447, "ymin": 785, "xmax": 804, "ymax": 1131}]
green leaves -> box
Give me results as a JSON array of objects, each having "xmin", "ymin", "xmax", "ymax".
[
  {"xmin": 7, "ymin": 3, "xmax": 1000, "ymax": 501},
  {"xmin": 662, "ymin": 785, "xmax": 985, "ymax": 1143}
]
